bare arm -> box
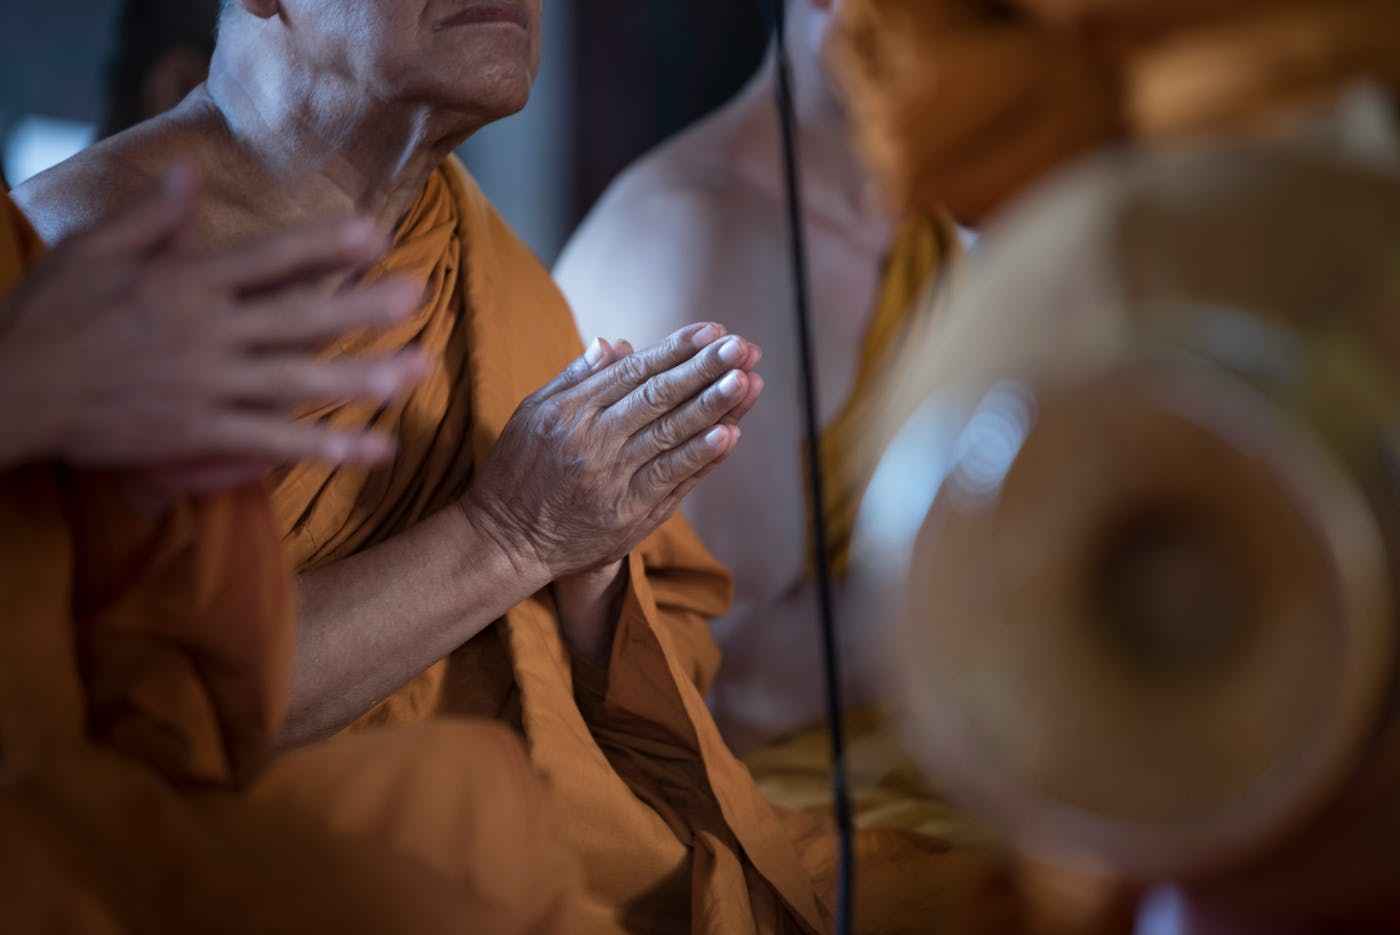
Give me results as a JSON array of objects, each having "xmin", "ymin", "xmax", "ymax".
[{"xmin": 286, "ymin": 503, "xmax": 551, "ymax": 745}]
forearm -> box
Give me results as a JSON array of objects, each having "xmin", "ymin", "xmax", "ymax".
[
  {"xmin": 552, "ymin": 560, "xmax": 627, "ymax": 669},
  {"xmin": 283, "ymin": 502, "xmax": 551, "ymax": 746}
]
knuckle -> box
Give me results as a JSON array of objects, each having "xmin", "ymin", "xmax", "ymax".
[
  {"xmin": 639, "ymin": 377, "xmax": 668, "ymax": 411},
  {"xmin": 650, "ymin": 415, "xmax": 681, "ymax": 451},
  {"xmin": 534, "ymin": 397, "xmax": 563, "ymax": 424},
  {"xmin": 618, "ymin": 354, "xmax": 648, "ymax": 385}
]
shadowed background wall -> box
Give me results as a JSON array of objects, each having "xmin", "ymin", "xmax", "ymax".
[{"xmin": 0, "ymin": 0, "xmax": 770, "ymax": 263}]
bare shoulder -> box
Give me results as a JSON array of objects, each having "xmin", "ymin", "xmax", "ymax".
[
  {"xmin": 11, "ymin": 123, "xmax": 181, "ymax": 246},
  {"xmin": 557, "ymin": 133, "xmax": 786, "ymax": 345}
]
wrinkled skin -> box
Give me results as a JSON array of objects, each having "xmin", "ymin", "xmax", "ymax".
[{"xmin": 0, "ymin": 165, "xmax": 426, "ymax": 487}]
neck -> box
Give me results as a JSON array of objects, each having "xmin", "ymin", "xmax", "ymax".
[
  {"xmin": 201, "ymin": 27, "xmax": 477, "ymax": 229},
  {"xmin": 728, "ymin": 30, "xmax": 890, "ymax": 242}
]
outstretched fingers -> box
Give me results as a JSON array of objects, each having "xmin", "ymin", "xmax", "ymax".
[
  {"xmin": 201, "ymin": 217, "xmax": 389, "ymax": 295},
  {"xmin": 215, "ymin": 350, "xmax": 429, "ymax": 408},
  {"xmin": 226, "ymin": 276, "xmax": 424, "ymax": 349},
  {"xmin": 188, "ymin": 414, "xmax": 400, "ymax": 467}
]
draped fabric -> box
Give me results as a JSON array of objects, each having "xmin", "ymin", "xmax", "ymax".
[
  {"xmin": 268, "ymin": 158, "xmax": 830, "ymax": 934},
  {"xmin": 266, "ymin": 158, "xmax": 1031, "ymax": 935},
  {"xmin": 830, "ymin": 0, "xmax": 1400, "ymax": 222},
  {"xmin": 809, "ymin": 214, "xmax": 959, "ymax": 579},
  {"xmin": 0, "ymin": 191, "xmax": 582, "ymax": 935}
]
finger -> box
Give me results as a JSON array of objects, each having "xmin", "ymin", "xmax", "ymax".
[
  {"xmin": 227, "ymin": 276, "xmax": 423, "ymax": 348},
  {"xmin": 191, "ymin": 415, "xmax": 399, "ymax": 466},
  {"xmin": 571, "ymin": 323, "xmax": 728, "ymax": 409},
  {"xmin": 142, "ymin": 459, "xmax": 272, "ymax": 494},
  {"xmin": 520, "ymin": 337, "xmax": 621, "ymax": 407},
  {"xmin": 741, "ymin": 342, "xmax": 763, "ymax": 372},
  {"xmin": 218, "ymin": 351, "xmax": 429, "ymax": 407},
  {"xmin": 200, "ymin": 217, "xmax": 389, "ymax": 294},
  {"xmin": 642, "ymin": 457, "xmax": 726, "ymax": 529},
  {"xmin": 602, "ymin": 333, "xmax": 751, "ymax": 435},
  {"xmin": 83, "ymin": 162, "xmax": 201, "ymax": 257},
  {"xmin": 622, "ymin": 369, "xmax": 750, "ymax": 466},
  {"xmin": 633, "ymin": 424, "xmax": 739, "ymax": 500},
  {"xmin": 721, "ymin": 371, "xmax": 764, "ymax": 427}
]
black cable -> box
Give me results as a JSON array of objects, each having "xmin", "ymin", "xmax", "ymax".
[{"xmin": 765, "ymin": 3, "xmax": 856, "ymax": 932}]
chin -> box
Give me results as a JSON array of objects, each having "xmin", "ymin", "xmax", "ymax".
[{"xmin": 421, "ymin": 45, "xmax": 537, "ymax": 122}]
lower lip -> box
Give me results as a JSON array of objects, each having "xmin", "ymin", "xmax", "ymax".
[{"xmin": 440, "ymin": 5, "xmax": 528, "ymax": 31}]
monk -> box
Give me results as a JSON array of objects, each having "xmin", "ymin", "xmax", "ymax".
[
  {"xmin": 17, "ymin": 2, "xmax": 1024, "ymax": 932},
  {"xmin": 0, "ymin": 175, "xmax": 586, "ymax": 933},
  {"xmin": 556, "ymin": 0, "xmax": 962, "ymax": 760}
]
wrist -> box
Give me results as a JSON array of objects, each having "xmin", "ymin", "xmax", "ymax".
[
  {"xmin": 455, "ymin": 490, "xmax": 552, "ymax": 592},
  {"xmin": 553, "ymin": 559, "xmax": 628, "ymax": 669}
]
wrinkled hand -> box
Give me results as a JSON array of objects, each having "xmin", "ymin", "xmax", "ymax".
[
  {"xmin": 0, "ymin": 163, "xmax": 427, "ymax": 487},
  {"xmin": 464, "ymin": 323, "xmax": 764, "ymax": 582}
]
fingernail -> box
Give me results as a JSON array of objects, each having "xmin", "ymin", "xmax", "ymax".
[
  {"xmin": 718, "ymin": 336, "xmax": 745, "ymax": 365},
  {"xmin": 692, "ymin": 324, "xmax": 722, "ymax": 348},
  {"xmin": 718, "ymin": 371, "xmax": 744, "ymax": 396},
  {"xmin": 584, "ymin": 338, "xmax": 606, "ymax": 368},
  {"xmin": 705, "ymin": 427, "xmax": 729, "ymax": 448}
]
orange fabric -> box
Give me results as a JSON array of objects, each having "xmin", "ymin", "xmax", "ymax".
[
  {"xmin": 831, "ymin": 0, "xmax": 1400, "ymax": 222},
  {"xmin": 0, "ymin": 191, "xmax": 581, "ymax": 935},
  {"xmin": 811, "ymin": 214, "xmax": 958, "ymax": 578},
  {"xmin": 268, "ymin": 158, "xmax": 1025, "ymax": 934},
  {"xmin": 270, "ymin": 157, "xmax": 824, "ymax": 934}
]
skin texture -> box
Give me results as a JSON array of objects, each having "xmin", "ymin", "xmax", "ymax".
[
  {"xmin": 14, "ymin": 0, "xmax": 764, "ymax": 744},
  {"xmin": 0, "ymin": 165, "xmax": 427, "ymax": 487},
  {"xmin": 556, "ymin": 0, "xmax": 892, "ymax": 753}
]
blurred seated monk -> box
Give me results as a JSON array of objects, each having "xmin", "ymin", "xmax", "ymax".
[
  {"xmin": 557, "ymin": 0, "xmax": 964, "ymax": 765},
  {"xmin": 100, "ymin": 0, "xmax": 221, "ymax": 138},
  {"xmin": 569, "ymin": 0, "xmax": 1399, "ymax": 930},
  {"xmin": 828, "ymin": 0, "xmax": 1400, "ymax": 930},
  {"xmin": 15, "ymin": 2, "xmax": 1029, "ymax": 932},
  {"xmin": 0, "ymin": 169, "xmax": 586, "ymax": 933}
]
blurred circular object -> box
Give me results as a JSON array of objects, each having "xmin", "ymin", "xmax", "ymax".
[{"xmin": 852, "ymin": 120, "xmax": 1400, "ymax": 886}]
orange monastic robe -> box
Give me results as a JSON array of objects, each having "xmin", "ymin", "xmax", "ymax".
[
  {"xmin": 0, "ymin": 192, "xmax": 580, "ymax": 935},
  {"xmin": 266, "ymin": 158, "xmax": 1023, "ymax": 935},
  {"xmin": 269, "ymin": 156, "xmax": 826, "ymax": 934}
]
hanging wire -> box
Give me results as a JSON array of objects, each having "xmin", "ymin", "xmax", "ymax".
[{"xmin": 764, "ymin": 2, "xmax": 856, "ymax": 932}]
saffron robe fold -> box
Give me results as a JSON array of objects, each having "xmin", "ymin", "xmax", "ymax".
[{"xmin": 0, "ymin": 191, "xmax": 581, "ymax": 935}]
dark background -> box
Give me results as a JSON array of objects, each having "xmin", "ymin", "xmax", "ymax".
[{"xmin": 0, "ymin": 0, "xmax": 771, "ymax": 263}]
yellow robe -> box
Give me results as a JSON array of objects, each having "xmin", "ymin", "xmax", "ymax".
[
  {"xmin": 268, "ymin": 158, "xmax": 1023, "ymax": 935},
  {"xmin": 747, "ymin": 218, "xmax": 1133, "ymax": 935},
  {"xmin": 0, "ymin": 191, "xmax": 582, "ymax": 935},
  {"xmin": 750, "ymin": 217, "xmax": 998, "ymax": 843}
]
